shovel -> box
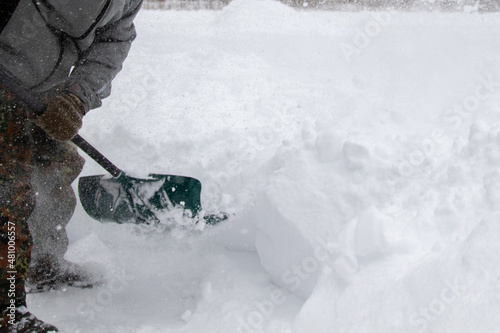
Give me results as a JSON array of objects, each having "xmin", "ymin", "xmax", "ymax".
[
  {"xmin": 73, "ymin": 137, "xmax": 208, "ymax": 225},
  {"xmin": 0, "ymin": 70, "xmax": 226, "ymax": 226}
]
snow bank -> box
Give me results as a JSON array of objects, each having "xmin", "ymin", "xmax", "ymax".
[
  {"xmin": 290, "ymin": 121, "xmax": 500, "ymax": 332},
  {"xmin": 216, "ymin": 0, "xmax": 296, "ymax": 33},
  {"xmin": 213, "ymin": 1, "xmax": 500, "ymax": 332}
]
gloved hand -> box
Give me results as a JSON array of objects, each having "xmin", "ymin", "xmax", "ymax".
[{"xmin": 29, "ymin": 92, "xmax": 86, "ymax": 141}]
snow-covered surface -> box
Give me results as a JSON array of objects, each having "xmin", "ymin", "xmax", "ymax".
[{"xmin": 30, "ymin": 1, "xmax": 500, "ymax": 332}]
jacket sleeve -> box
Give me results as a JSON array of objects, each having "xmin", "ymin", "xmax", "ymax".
[{"xmin": 66, "ymin": 0, "xmax": 143, "ymax": 111}]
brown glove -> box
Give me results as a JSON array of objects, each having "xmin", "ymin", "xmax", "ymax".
[{"xmin": 29, "ymin": 92, "xmax": 86, "ymax": 142}]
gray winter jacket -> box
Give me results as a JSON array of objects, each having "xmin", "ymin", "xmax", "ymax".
[{"xmin": 0, "ymin": 0, "xmax": 143, "ymax": 110}]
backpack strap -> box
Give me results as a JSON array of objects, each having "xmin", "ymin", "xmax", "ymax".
[{"xmin": 0, "ymin": 0, "xmax": 21, "ymax": 35}]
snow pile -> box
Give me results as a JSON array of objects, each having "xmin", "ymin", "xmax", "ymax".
[
  {"xmin": 27, "ymin": 0, "xmax": 500, "ymax": 332},
  {"xmin": 286, "ymin": 121, "xmax": 500, "ymax": 333},
  {"xmin": 216, "ymin": 0, "xmax": 296, "ymax": 33}
]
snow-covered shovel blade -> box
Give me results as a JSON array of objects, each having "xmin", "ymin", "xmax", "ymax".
[
  {"xmin": 72, "ymin": 137, "xmax": 229, "ymax": 226},
  {"xmin": 78, "ymin": 173, "xmax": 204, "ymax": 224}
]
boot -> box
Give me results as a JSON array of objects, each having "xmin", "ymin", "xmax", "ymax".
[
  {"xmin": 0, "ymin": 306, "xmax": 58, "ymax": 332},
  {"xmin": 27, "ymin": 255, "xmax": 101, "ymax": 293}
]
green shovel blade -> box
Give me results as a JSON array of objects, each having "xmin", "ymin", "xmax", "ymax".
[{"xmin": 78, "ymin": 173, "xmax": 203, "ymax": 224}]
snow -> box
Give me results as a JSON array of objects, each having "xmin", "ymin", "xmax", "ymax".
[{"xmin": 29, "ymin": 1, "xmax": 500, "ymax": 332}]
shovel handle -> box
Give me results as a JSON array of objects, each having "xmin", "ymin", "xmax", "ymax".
[
  {"xmin": 0, "ymin": 67, "xmax": 123, "ymax": 178},
  {"xmin": 71, "ymin": 135, "xmax": 123, "ymax": 178}
]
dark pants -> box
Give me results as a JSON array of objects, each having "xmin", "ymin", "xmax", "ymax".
[{"xmin": 0, "ymin": 86, "xmax": 84, "ymax": 311}]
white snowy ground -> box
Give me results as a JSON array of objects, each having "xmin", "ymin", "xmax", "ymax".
[{"xmin": 29, "ymin": 1, "xmax": 500, "ymax": 332}]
